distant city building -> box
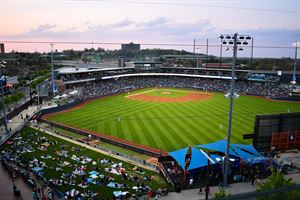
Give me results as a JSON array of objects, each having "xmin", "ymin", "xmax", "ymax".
[
  {"xmin": 0, "ymin": 43, "xmax": 4, "ymax": 54},
  {"xmin": 121, "ymin": 42, "xmax": 140, "ymax": 51}
]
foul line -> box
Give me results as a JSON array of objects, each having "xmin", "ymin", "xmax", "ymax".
[{"xmin": 125, "ymin": 89, "xmax": 156, "ymax": 97}]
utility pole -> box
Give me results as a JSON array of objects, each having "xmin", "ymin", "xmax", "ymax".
[
  {"xmin": 206, "ymin": 39, "xmax": 209, "ymax": 67},
  {"xmin": 292, "ymin": 41, "xmax": 299, "ymax": 84},
  {"xmin": 36, "ymin": 65, "xmax": 40, "ymax": 109},
  {"xmin": 50, "ymin": 43, "xmax": 55, "ymax": 94},
  {"xmin": 219, "ymin": 36, "xmax": 224, "ymax": 68},
  {"xmin": 224, "ymin": 33, "xmax": 237, "ymax": 186},
  {"xmin": 250, "ymin": 37, "xmax": 254, "ymax": 69},
  {"xmin": 0, "ymin": 60, "xmax": 9, "ymax": 135},
  {"xmin": 219, "ymin": 33, "xmax": 252, "ymax": 186},
  {"xmin": 193, "ymin": 39, "xmax": 196, "ymax": 59}
]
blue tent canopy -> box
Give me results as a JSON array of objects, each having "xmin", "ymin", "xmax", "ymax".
[
  {"xmin": 188, "ymin": 147, "xmax": 216, "ymax": 170},
  {"xmin": 232, "ymin": 144, "xmax": 262, "ymax": 157},
  {"xmin": 231, "ymin": 145, "xmax": 258, "ymax": 160},
  {"xmin": 169, "ymin": 147, "xmax": 188, "ymax": 169},
  {"xmin": 196, "ymin": 140, "xmax": 237, "ymax": 156}
]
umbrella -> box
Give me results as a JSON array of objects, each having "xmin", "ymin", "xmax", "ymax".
[
  {"xmin": 90, "ymin": 175, "xmax": 98, "ymax": 179},
  {"xmin": 32, "ymin": 167, "xmax": 43, "ymax": 172},
  {"xmin": 88, "ymin": 171, "xmax": 99, "ymax": 176},
  {"xmin": 66, "ymin": 189, "xmax": 79, "ymax": 197}
]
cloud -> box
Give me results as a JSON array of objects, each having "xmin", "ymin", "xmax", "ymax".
[
  {"xmin": 110, "ymin": 19, "xmax": 134, "ymax": 28},
  {"xmin": 3, "ymin": 18, "xmax": 299, "ymax": 57},
  {"xmin": 137, "ymin": 17, "xmax": 171, "ymax": 27},
  {"xmin": 28, "ymin": 23, "xmax": 56, "ymax": 33}
]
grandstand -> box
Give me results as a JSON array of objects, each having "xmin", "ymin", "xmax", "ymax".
[{"xmin": 52, "ymin": 60, "xmax": 299, "ymax": 101}]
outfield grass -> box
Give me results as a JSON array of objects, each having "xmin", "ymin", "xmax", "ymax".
[{"xmin": 47, "ymin": 88, "xmax": 300, "ymax": 152}]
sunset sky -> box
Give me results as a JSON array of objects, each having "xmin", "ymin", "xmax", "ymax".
[{"xmin": 0, "ymin": 0, "xmax": 299, "ymax": 57}]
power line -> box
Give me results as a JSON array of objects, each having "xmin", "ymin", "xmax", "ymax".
[
  {"xmin": 63, "ymin": 0, "xmax": 300, "ymax": 14},
  {"xmin": 0, "ymin": 40, "xmax": 296, "ymax": 49},
  {"xmin": 4, "ymin": 0, "xmax": 299, "ymax": 13}
]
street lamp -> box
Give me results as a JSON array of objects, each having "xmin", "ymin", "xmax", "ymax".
[
  {"xmin": 50, "ymin": 43, "xmax": 55, "ymax": 94},
  {"xmin": 0, "ymin": 59, "xmax": 9, "ymax": 135},
  {"xmin": 291, "ymin": 41, "xmax": 299, "ymax": 84},
  {"xmin": 219, "ymin": 33, "xmax": 252, "ymax": 186},
  {"xmin": 219, "ymin": 36, "xmax": 224, "ymax": 68},
  {"xmin": 196, "ymin": 48, "xmax": 201, "ymax": 68}
]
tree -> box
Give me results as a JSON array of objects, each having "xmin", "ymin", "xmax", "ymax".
[
  {"xmin": 214, "ymin": 187, "xmax": 230, "ymax": 199},
  {"xmin": 256, "ymin": 167, "xmax": 300, "ymax": 200}
]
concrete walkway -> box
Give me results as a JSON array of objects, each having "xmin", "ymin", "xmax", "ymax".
[
  {"xmin": 159, "ymin": 169, "xmax": 300, "ymax": 200},
  {"xmin": 0, "ymin": 105, "xmax": 37, "ymax": 138}
]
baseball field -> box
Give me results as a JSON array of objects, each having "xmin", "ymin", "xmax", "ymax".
[{"xmin": 46, "ymin": 88, "xmax": 300, "ymax": 152}]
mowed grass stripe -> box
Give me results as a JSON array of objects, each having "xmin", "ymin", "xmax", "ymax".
[
  {"xmin": 124, "ymin": 116, "xmax": 142, "ymax": 144},
  {"xmin": 161, "ymin": 104, "xmax": 199, "ymax": 146},
  {"xmin": 150, "ymin": 107, "xmax": 187, "ymax": 150},
  {"xmin": 145, "ymin": 109, "xmax": 178, "ymax": 151},
  {"xmin": 169, "ymin": 102, "xmax": 223, "ymax": 143},
  {"xmin": 135, "ymin": 112, "xmax": 159, "ymax": 148},
  {"xmin": 155, "ymin": 104, "xmax": 194, "ymax": 148},
  {"xmin": 121, "ymin": 121, "xmax": 134, "ymax": 142}
]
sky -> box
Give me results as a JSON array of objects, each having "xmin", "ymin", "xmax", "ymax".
[{"xmin": 0, "ymin": 0, "xmax": 300, "ymax": 58}]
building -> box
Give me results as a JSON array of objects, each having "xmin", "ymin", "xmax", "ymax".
[
  {"xmin": 125, "ymin": 61, "xmax": 162, "ymax": 70},
  {"xmin": 121, "ymin": 42, "xmax": 140, "ymax": 51},
  {"xmin": 0, "ymin": 43, "xmax": 4, "ymax": 54}
]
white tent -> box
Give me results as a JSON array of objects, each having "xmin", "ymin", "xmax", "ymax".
[{"xmin": 69, "ymin": 90, "xmax": 78, "ymax": 95}]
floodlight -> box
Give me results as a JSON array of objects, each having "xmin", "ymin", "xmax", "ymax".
[
  {"xmin": 243, "ymin": 41, "xmax": 248, "ymax": 45},
  {"xmin": 222, "ymin": 41, "xmax": 227, "ymax": 45},
  {"xmin": 239, "ymin": 36, "xmax": 245, "ymax": 40},
  {"xmin": 228, "ymin": 41, "xmax": 233, "ymax": 45},
  {"xmin": 225, "ymin": 93, "xmax": 230, "ymax": 99},
  {"xmin": 246, "ymin": 36, "xmax": 251, "ymax": 40}
]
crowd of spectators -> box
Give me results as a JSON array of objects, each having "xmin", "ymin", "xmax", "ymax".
[{"xmin": 77, "ymin": 76, "xmax": 289, "ymax": 100}]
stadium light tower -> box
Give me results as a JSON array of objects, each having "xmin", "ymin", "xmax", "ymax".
[
  {"xmin": 0, "ymin": 59, "xmax": 9, "ymax": 135},
  {"xmin": 50, "ymin": 43, "xmax": 55, "ymax": 94},
  {"xmin": 219, "ymin": 33, "xmax": 252, "ymax": 186},
  {"xmin": 291, "ymin": 41, "xmax": 299, "ymax": 84}
]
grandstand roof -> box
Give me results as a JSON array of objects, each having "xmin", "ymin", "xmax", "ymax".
[{"xmin": 56, "ymin": 66, "xmax": 134, "ymax": 74}]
